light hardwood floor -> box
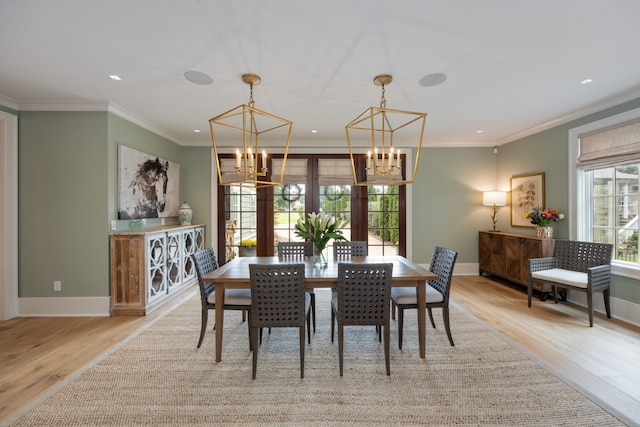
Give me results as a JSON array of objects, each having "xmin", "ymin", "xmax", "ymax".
[{"xmin": 1, "ymin": 276, "xmax": 639, "ymax": 425}]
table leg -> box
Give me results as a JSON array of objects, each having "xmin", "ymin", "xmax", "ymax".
[
  {"xmin": 215, "ymin": 286, "xmax": 225, "ymax": 362},
  {"xmin": 416, "ymin": 280, "xmax": 426, "ymax": 358}
]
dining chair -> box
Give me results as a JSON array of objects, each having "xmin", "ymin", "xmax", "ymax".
[
  {"xmin": 331, "ymin": 262, "xmax": 393, "ymax": 376},
  {"xmin": 333, "ymin": 241, "xmax": 368, "ymax": 257},
  {"xmin": 192, "ymin": 248, "xmax": 253, "ymax": 349},
  {"xmin": 278, "ymin": 241, "xmax": 317, "ymax": 333},
  {"xmin": 390, "ymin": 246, "xmax": 458, "ymax": 348},
  {"xmin": 249, "ymin": 263, "xmax": 311, "ymax": 379}
]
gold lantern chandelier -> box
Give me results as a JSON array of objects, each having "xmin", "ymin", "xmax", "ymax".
[
  {"xmin": 209, "ymin": 73, "xmax": 293, "ymax": 187},
  {"xmin": 346, "ymin": 74, "xmax": 427, "ymax": 186}
]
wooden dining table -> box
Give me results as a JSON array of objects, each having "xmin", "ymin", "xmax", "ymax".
[{"xmin": 204, "ymin": 255, "xmax": 437, "ymax": 362}]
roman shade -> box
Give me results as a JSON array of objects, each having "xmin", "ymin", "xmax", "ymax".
[
  {"xmin": 318, "ymin": 159, "xmax": 355, "ymax": 185},
  {"xmin": 578, "ymin": 119, "xmax": 640, "ymax": 169}
]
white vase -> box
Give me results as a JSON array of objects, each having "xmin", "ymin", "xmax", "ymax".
[{"xmin": 178, "ymin": 202, "xmax": 193, "ymax": 225}]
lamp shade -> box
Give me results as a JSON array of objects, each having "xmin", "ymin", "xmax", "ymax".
[{"xmin": 483, "ymin": 191, "xmax": 507, "ymax": 206}]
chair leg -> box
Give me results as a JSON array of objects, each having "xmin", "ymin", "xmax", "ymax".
[
  {"xmin": 331, "ymin": 308, "xmax": 335, "ymax": 343},
  {"xmin": 442, "ymin": 306, "xmax": 454, "ymax": 346},
  {"xmin": 391, "ymin": 301, "xmax": 396, "ymax": 320},
  {"xmin": 527, "ymin": 280, "xmax": 533, "ymax": 308},
  {"xmin": 251, "ymin": 326, "xmax": 260, "ymax": 379},
  {"xmin": 197, "ymin": 308, "xmax": 208, "ymax": 348},
  {"xmin": 377, "ymin": 325, "xmax": 382, "ymax": 342},
  {"xmin": 306, "ymin": 310, "xmax": 311, "ymax": 344},
  {"xmin": 248, "ymin": 312, "xmax": 253, "ymax": 351},
  {"xmin": 603, "ymin": 289, "xmax": 612, "ymax": 318},
  {"xmin": 299, "ymin": 325, "xmax": 305, "ymax": 378},
  {"xmin": 310, "ymin": 293, "xmax": 316, "ymax": 333},
  {"xmin": 398, "ymin": 307, "xmax": 404, "ymax": 350},
  {"xmin": 587, "ymin": 292, "xmax": 594, "ymax": 327},
  {"xmin": 338, "ymin": 324, "xmax": 344, "ymax": 377},
  {"xmin": 553, "ymin": 285, "xmax": 559, "ymax": 304},
  {"xmin": 384, "ymin": 324, "xmax": 390, "ymax": 376},
  {"xmin": 242, "ymin": 311, "xmax": 246, "ymax": 322},
  {"xmin": 428, "ymin": 307, "xmax": 436, "ymax": 328}
]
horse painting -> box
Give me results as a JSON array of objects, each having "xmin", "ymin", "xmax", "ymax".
[{"xmin": 118, "ymin": 146, "xmax": 179, "ymax": 219}]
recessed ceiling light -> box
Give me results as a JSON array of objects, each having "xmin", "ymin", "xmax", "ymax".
[
  {"xmin": 184, "ymin": 71, "xmax": 213, "ymax": 85},
  {"xmin": 419, "ymin": 73, "xmax": 447, "ymax": 87},
  {"xmin": 193, "ymin": 129, "xmax": 200, "ymax": 133},
  {"xmin": 311, "ymin": 129, "xmax": 318, "ymax": 133},
  {"xmin": 109, "ymin": 75, "xmax": 122, "ymax": 81},
  {"xmin": 476, "ymin": 130, "xmax": 484, "ymax": 133},
  {"xmin": 581, "ymin": 79, "xmax": 593, "ymax": 85}
]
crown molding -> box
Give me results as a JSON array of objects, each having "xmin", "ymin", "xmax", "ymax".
[
  {"xmin": 0, "ymin": 95, "xmax": 18, "ymax": 111},
  {"xmin": 495, "ymin": 85, "xmax": 640, "ymax": 146},
  {"xmin": 106, "ymin": 103, "xmax": 182, "ymax": 145}
]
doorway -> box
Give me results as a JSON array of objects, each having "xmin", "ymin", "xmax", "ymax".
[{"xmin": 0, "ymin": 110, "xmax": 18, "ymax": 319}]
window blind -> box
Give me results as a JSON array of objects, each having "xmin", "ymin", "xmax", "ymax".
[
  {"xmin": 317, "ymin": 159, "xmax": 355, "ymax": 185},
  {"xmin": 578, "ymin": 119, "xmax": 640, "ymax": 169},
  {"xmin": 271, "ymin": 158, "xmax": 307, "ymax": 184}
]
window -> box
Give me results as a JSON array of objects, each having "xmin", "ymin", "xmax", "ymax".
[
  {"xmin": 590, "ymin": 165, "xmax": 639, "ymax": 263},
  {"xmin": 570, "ymin": 107, "xmax": 640, "ymax": 278}
]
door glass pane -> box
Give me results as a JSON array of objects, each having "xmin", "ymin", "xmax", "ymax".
[
  {"xmin": 225, "ymin": 185, "xmax": 257, "ymax": 258},
  {"xmin": 367, "ymin": 185, "xmax": 399, "ymax": 256},
  {"xmin": 274, "ymin": 183, "xmax": 307, "ymax": 251},
  {"xmin": 319, "ymin": 185, "xmax": 352, "ymax": 252}
]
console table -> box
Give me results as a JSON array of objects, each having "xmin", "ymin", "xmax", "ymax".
[
  {"xmin": 110, "ymin": 224, "xmax": 205, "ymax": 315},
  {"xmin": 479, "ymin": 231, "xmax": 555, "ymax": 295}
]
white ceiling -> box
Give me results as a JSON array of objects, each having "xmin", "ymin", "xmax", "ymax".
[{"xmin": 2, "ymin": 0, "xmax": 640, "ymax": 148}]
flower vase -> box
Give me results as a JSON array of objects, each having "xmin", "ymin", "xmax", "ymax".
[
  {"xmin": 536, "ymin": 226, "xmax": 553, "ymax": 239},
  {"xmin": 313, "ymin": 244, "xmax": 328, "ymax": 268}
]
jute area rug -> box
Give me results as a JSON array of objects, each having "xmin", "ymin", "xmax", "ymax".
[{"xmin": 8, "ymin": 289, "xmax": 624, "ymax": 426}]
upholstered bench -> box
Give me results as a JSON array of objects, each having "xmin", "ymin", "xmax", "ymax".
[{"xmin": 528, "ymin": 240, "xmax": 613, "ymax": 327}]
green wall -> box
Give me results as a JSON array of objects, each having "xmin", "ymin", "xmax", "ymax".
[
  {"xmin": 19, "ymin": 111, "xmax": 109, "ymax": 297},
  {"xmin": 17, "ymin": 111, "xmax": 212, "ymax": 299},
  {"xmin": 412, "ymin": 147, "xmax": 497, "ymax": 264},
  {"xmin": 15, "ymin": 97, "xmax": 640, "ymax": 306}
]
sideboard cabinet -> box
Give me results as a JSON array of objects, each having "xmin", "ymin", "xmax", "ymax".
[
  {"xmin": 110, "ymin": 224, "xmax": 205, "ymax": 315},
  {"xmin": 479, "ymin": 231, "xmax": 555, "ymax": 294}
]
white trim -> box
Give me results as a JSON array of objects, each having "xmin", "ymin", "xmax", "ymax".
[
  {"xmin": 19, "ymin": 297, "xmax": 111, "ymax": 317},
  {"xmin": 14, "ymin": 100, "xmax": 185, "ymax": 146},
  {"xmin": 569, "ymin": 107, "xmax": 640, "ymax": 281},
  {"xmin": 0, "ymin": 110, "xmax": 18, "ymax": 320},
  {"xmin": 418, "ymin": 262, "xmax": 478, "ymax": 277},
  {"xmin": 566, "ymin": 292, "xmax": 640, "ymax": 328}
]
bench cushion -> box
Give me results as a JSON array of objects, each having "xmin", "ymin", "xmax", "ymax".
[{"xmin": 531, "ymin": 268, "xmax": 588, "ymax": 289}]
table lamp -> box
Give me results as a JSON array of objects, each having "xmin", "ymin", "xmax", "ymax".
[{"xmin": 483, "ymin": 191, "xmax": 507, "ymax": 231}]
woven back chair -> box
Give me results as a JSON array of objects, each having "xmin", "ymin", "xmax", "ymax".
[
  {"xmin": 192, "ymin": 248, "xmax": 252, "ymax": 349},
  {"xmin": 278, "ymin": 241, "xmax": 316, "ymax": 333},
  {"xmin": 249, "ymin": 263, "xmax": 311, "ymax": 379},
  {"xmin": 391, "ymin": 246, "xmax": 458, "ymax": 348},
  {"xmin": 278, "ymin": 241, "xmax": 313, "ymax": 258},
  {"xmin": 333, "ymin": 241, "xmax": 368, "ymax": 258},
  {"xmin": 528, "ymin": 240, "xmax": 613, "ymax": 326},
  {"xmin": 331, "ymin": 262, "xmax": 393, "ymax": 376}
]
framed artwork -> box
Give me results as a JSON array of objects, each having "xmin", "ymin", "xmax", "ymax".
[
  {"xmin": 118, "ymin": 145, "xmax": 180, "ymax": 219},
  {"xmin": 510, "ymin": 172, "xmax": 544, "ymax": 227}
]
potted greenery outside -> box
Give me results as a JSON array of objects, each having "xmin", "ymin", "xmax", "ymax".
[{"xmin": 238, "ymin": 239, "xmax": 257, "ymax": 257}]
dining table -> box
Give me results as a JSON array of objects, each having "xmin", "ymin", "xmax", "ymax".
[{"xmin": 204, "ymin": 254, "xmax": 437, "ymax": 363}]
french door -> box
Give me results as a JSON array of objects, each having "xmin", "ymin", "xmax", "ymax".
[{"xmin": 218, "ymin": 154, "xmax": 405, "ymax": 264}]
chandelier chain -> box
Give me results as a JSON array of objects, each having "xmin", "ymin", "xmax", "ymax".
[{"xmin": 379, "ymin": 83, "xmax": 387, "ymax": 109}]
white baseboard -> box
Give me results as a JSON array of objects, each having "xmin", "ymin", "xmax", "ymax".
[
  {"xmin": 417, "ymin": 262, "xmax": 478, "ymax": 276},
  {"xmin": 19, "ymin": 297, "xmax": 111, "ymax": 317},
  {"xmin": 566, "ymin": 292, "xmax": 640, "ymax": 328}
]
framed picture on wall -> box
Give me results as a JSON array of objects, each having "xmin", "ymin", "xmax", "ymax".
[
  {"xmin": 118, "ymin": 145, "xmax": 180, "ymax": 219},
  {"xmin": 510, "ymin": 172, "xmax": 544, "ymax": 227}
]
